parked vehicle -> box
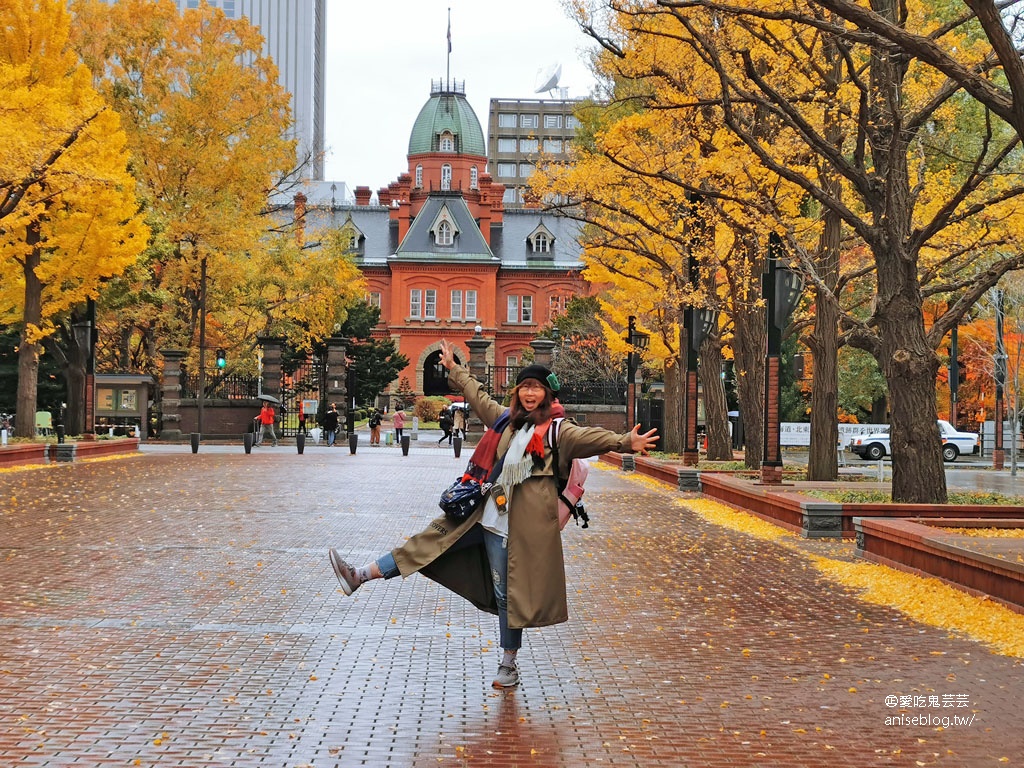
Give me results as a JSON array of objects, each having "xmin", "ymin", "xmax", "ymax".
[{"xmin": 849, "ymin": 420, "xmax": 979, "ymax": 462}]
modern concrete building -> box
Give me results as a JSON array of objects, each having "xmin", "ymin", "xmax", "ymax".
[
  {"xmin": 487, "ymin": 97, "xmax": 583, "ymax": 205},
  {"xmin": 101, "ymin": 0, "xmax": 327, "ymax": 179}
]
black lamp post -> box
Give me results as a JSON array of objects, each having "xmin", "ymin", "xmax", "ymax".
[
  {"xmin": 761, "ymin": 233, "xmax": 803, "ymax": 484},
  {"xmin": 994, "ymin": 288, "xmax": 1007, "ymax": 469},
  {"xmin": 682, "ymin": 306, "xmax": 719, "ymax": 465},
  {"xmin": 624, "ymin": 315, "xmax": 650, "ymax": 428}
]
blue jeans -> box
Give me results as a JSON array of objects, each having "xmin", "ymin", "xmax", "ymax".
[
  {"xmin": 376, "ymin": 525, "xmax": 522, "ymax": 650},
  {"xmin": 326, "ymin": 429, "xmax": 336, "ymax": 446}
]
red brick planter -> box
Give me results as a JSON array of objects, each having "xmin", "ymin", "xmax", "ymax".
[
  {"xmin": 49, "ymin": 438, "xmax": 140, "ymax": 462},
  {"xmin": 0, "ymin": 443, "xmax": 48, "ymax": 468},
  {"xmin": 855, "ymin": 517, "xmax": 1024, "ymax": 613}
]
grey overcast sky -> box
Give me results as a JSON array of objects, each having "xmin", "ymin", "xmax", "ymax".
[{"xmin": 322, "ymin": 0, "xmax": 599, "ymax": 193}]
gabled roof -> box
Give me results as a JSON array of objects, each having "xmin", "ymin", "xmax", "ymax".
[{"xmin": 393, "ymin": 193, "xmax": 497, "ymax": 263}]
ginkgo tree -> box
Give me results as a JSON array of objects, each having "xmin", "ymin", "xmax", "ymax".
[
  {"xmin": 69, "ymin": 0, "xmax": 358, "ymax": 379},
  {"xmin": 0, "ymin": 0, "xmax": 149, "ymax": 437},
  {"xmin": 569, "ymin": 0, "xmax": 1024, "ymax": 503}
]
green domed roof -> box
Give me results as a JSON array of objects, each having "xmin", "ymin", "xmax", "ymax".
[{"xmin": 408, "ymin": 88, "xmax": 486, "ymax": 156}]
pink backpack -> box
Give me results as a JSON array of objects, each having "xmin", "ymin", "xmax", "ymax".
[{"xmin": 547, "ymin": 418, "xmax": 590, "ymax": 530}]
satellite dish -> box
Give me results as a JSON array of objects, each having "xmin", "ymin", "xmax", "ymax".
[{"xmin": 534, "ymin": 63, "xmax": 562, "ymax": 95}]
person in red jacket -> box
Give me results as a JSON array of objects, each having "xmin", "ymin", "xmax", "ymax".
[{"xmin": 258, "ymin": 403, "xmax": 278, "ymax": 447}]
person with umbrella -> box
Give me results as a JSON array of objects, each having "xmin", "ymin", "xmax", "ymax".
[{"xmin": 258, "ymin": 399, "xmax": 278, "ymax": 447}]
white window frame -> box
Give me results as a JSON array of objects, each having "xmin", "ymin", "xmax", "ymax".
[
  {"xmin": 498, "ymin": 113, "xmax": 517, "ymax": 128},
  {"xmin": 368, "ymin": 292, "xmax": 381, "ymax": 308},
  {"xmin": 424, "ymin": 289, "xmax": 437, "ymax": 319},
  {"xmin": 519, "ymin": 163, "xmax": 534, "ymax": 178},
  {"xmin": 543, "ymin": 138, "xmax": 563, "ymax": 153},
  {"xmin": 415, "ymin": 164, "xmax": 423, "ymax": 187},
  {"xmin": 522, "ymin": 295, "xmax": 533, "ymax": 323},
  {"xmin": 440, "ymin": 133, "xmax": 454, "ymax": 152},
  {"xmin": 533, "ymin": 232, "xmax": 549, "ymax": 253},
  {"xmin": 520, "ymin": 113, "xmax": 538, "ymax": 129},
  {"xmin": 410, "ymin": 289, "xmax": 422, "ymax": 319},
  {"xmin": 507, "ymin": 295, "xmax": 519, "ymax": 323},
  {"xmin": 441, "ymin": 164, "xmax": 452, "ymax": 190},
  {"xmin": 470, "ymin": 166, "xmax": 478, "ymax": 189},
  {"xmin": 451, "ymin": 289, "xmax": 463, "ymax": 320},
  {"xmin": 437, "ymin": 221, "xmax": 453, "ymax": 246},
  {"xmin": 566, "ymin": 115, "xmax": 580, "ymax": 129},
  {"xmin": 465, "ymin": 290, "xmax": 477, "ymax": 320},
  {"xmin": 497, "ymin": 137, "xmax": 516, "ymax": 153},
  {"xmin": 497, "ymin": 163, "xmax": 516, "ymax": 178},
  {"xmin": 502, "ymin": 187, "xmax": 517, "ymax": 204},
  {"xmin": 543, "ymin": 114, "xmax": 562, "ymax": 129},
  {"xmin": 519, "ymin": 138, "xmax": 538, "ymax": 153}
]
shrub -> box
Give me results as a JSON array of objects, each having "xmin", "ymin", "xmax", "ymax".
[{"xmin": 414, "ymin": 396, "xmax": 452, "ymax": 422}]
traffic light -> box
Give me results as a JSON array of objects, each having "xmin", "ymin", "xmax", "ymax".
[{"xmin": 216, "ymin": 348, "xmax": 226, "ymax": 369}]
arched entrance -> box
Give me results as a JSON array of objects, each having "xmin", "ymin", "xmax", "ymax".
[{"xmin": 423, "ymin": 350, "xmax": 462, "ymax": 395}]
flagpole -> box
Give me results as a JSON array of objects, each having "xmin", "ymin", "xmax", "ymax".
[{"xmin": 446, "ymin": 7, "xmax": 451, "ymax": 90}]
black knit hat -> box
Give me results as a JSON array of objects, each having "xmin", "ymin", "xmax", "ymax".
[{"xmin": 516, "ymin": 363, "xmax": 560, "ymax": 392}]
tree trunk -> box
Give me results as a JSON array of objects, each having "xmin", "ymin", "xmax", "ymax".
[
  {"xmin": 700, "ymin": 329, "xmax": 732, "ymax": 460},
  {"xmin": 15, "ymin": 224, "xmax": 42, "ymax": 439},
  {"xmin": 733, "ymin": 300, "xmax": 765, "ymax": 468},
  {"xmin": 662, "ymin": 356, "xmax": 684, "ymax": 454},
  {"xmin": 879, "ymin": 304, "xmax": 946, "ymax": 502},
  {"xmin": 65, "ymin": 326, "xmax": 88, "ymax": 436}
]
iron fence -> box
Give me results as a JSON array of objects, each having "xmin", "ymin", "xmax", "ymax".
[
  {"xmin": 486, "ymin": 365, "xmax": 626, "ymax": 406},
  {"xmin": 181, "ymin": 372, "xmax": 260, "ymax": 400}
]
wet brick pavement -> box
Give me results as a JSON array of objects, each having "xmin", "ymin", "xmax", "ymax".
[{"xmin": 1, "ymin": 441, "xmax": 1022, "ymax": 767}]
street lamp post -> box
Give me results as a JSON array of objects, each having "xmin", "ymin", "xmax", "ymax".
[
  {"xmin": 761, "ymin": 233, "xmax": 803, "ymax": 485},
  {"xmin": 994, "ymin": 288, "xmax": 1007, "ymax": 470},
  {"xmin": 685, "ymin": 307, "xmax": 719, "ymax": 465},
  {"xmin": 71, "ymin": 298, "xmax": 95, "ymax": 436},
  {"xmin": 196, "ymin": 256, "xmax": 208, "ymax": 443},
  {"xmin": 624, "ymin": 316, "xmax": 650, "ymax": 429}
]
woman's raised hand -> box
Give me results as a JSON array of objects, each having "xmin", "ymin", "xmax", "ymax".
[
  {"xmin": 439, "ymin": 339, "xmax": 456, "ymax": 370},
  {"xmin": 629, "ymin": 424, "xmax": 660, "ymax": 455}
]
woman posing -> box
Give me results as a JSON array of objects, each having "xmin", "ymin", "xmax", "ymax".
[{"xmin": 329, "ymin": 338, "xmax": 658, "ymax": 689}]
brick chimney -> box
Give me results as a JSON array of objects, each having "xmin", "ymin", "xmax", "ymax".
[
  {"xmin": 354, "ymin": 186, "xmax": 372, "ymax": 206},
  {"xmin": 377, "ymin": 187, "xmax": 392, "ymax": 207}
]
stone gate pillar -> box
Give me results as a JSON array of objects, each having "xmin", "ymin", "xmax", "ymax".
[
  {"xmin": 159, "ymin": 349, "xmax": 186, "ymax": 441},
  {"xmin": 530, "ymin": 338, "xmax": 556, "ymax": 370},
  {"xmin": 325, "ymin": 334, "xmax": 348, "ymax": 422},
  {"xmin": 466, "ymin": 327, "xmax": 491, "ymax": 438},
  {"xmin": 258, "ymin": 336, "xmax": 284, "ymax": 403}
]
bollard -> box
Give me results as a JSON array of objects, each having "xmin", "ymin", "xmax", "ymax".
[
  {"xmin": 190, "ymin": 432, "xmax": 200, "ymax": 453},
  {"xmin": 56, "ymin": 425, "xmax": 65, "ymax": 444},
  {"xmin": 243, "ymin": 432, "xmax": 253, "ymax": 454},
  {"xmin": 453, "ymin": 436, "xmax": 463, "ymax": 458},
  {"xmin": 297, "ymin": 433, "xmax": 305, "ymax": 454},
  {"xmin": 349, "ymin": 433, "xmax": 358, "ymax": 454},
  {"xmin": 401, "ymin": 434, "xmax": 410, "ymax": 456}
]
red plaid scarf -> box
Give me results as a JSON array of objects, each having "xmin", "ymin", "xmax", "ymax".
[{"xmin": 462, "ymin": 403, "xmax": 565, "ymax": 483}]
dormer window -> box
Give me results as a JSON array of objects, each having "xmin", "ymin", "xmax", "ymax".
[
  {"xmin": 527, "ymin": 222, "xmax": 555, "ymax": 256},
  {"xmin": 439, "ymin": 132, "xmax": 455, "ymax": 152},
  {"xmin": 437, "ymin": 221, "xmax": 453, "ymax": 246},
  {"xmin": 430, "ymin": 203, "xmax": 459, "ymax": 247},
  {"xmin": 441, "ymin": 164, "xmax": 452, "ymax": 191}
]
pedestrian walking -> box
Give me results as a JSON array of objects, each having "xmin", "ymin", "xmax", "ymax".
[
  {"xmin": 258, "ymin": 402, "xmax": 278, "ymax": 447},
  {"xmin": 393, "ymin": 409, "xmax": 405, "ymax": 443},
  {"xmin": 328, "ymin": 338, "xmax": 659, "ymax": 690},
  {"xmin": 323, "ymin": 404, "xmax": 340, "ymax": 447},
  {"xmin": 452, "ymin": 405, "xmax": 467, "ymax": 440},
  {"xmin": 437, "ymin": 408, "xmax": 454, "ymax": 445},
  {"xmin": 368, "ymin": 408, "xmax": 383, "ymax": 446}
]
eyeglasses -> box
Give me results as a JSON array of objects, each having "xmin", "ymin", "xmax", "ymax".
[{"xmin": 518, "ymin": 380, "xmax": 546, "ymax": 392}]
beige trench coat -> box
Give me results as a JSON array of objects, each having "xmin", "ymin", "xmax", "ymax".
[{"xmin": 391, "ymin": 365, "xmax": 634, "ymax": 629}]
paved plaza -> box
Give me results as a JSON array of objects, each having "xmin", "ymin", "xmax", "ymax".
[{"xmin": 1, "ymin": 440, "xmax": 1022, "ymax": 767}]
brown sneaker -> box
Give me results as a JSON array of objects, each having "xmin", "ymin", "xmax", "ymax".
[{"xmin": 329, "ymin": 549, "xmax": 360, "ymax": 596}]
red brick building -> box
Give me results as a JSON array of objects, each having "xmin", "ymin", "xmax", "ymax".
[{"xmin": 299, "ymin": 80, "xmax": 588, "ymax": 396}]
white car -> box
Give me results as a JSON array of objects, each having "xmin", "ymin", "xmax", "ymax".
[{"xmin": 850, "ymin": 420, "xmax": 978, "ymax": 462}]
